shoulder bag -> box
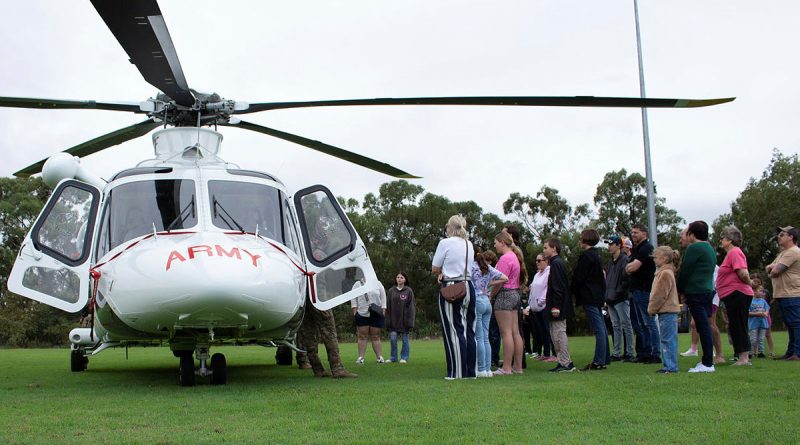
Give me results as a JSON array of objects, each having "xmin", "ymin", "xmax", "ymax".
[{"xmin": 440, "ymin": 239, "xmax": 469, "ymax": 302}]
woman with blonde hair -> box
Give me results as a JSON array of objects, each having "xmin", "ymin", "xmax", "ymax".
[
  {"xmin": 492, "ymin": 231, "xmax": 527, "ymax": 375},
  {"xmin": 648, "ymin": 246, "xmax": 681, "ymax": 374},
  {"xmin": 432, "ymin": 214, "xmax": 477, "ymax": 379}
]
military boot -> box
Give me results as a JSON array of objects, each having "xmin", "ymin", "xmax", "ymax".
[
  {"xmin": 310, "ymin": 356, "xmax": 331, "ymax": 377},
  {"xmin": 331, "ymin": 366, "xmax": 358, "ymax": 379}
]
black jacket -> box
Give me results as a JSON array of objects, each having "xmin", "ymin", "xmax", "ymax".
[
  {"xmin": 605, "ymin": 252, "xmax": 629, "ymax": 305},
  {"xmin": 545, "ymin": 255, "xmax": 573, "ymax": 320},
  {"xmin": 571, "ymin": 247, "xmax": 606, "ymax": 307}
]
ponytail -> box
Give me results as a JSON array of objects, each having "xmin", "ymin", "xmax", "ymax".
[{"xmin": 511, "ymin": 245, "xmax": 528, "ymax": 286}]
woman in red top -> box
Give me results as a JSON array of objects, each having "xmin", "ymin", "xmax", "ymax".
[
  {"xmin": 492, "ymin": 232, "xmax": 527, "ymax": 375},
  {"xmin": 716, "ymin": 226, "xmax": 754, "ymax": 366}
]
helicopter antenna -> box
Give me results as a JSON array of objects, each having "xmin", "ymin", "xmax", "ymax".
[{"xmin": 152, "ymin": 223, "xmax": 158, "ymax": 240}]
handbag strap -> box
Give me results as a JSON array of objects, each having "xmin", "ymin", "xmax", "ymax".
[{"xmin": 463, "ymin": 239, "xmax": 469, "ymax": 280}]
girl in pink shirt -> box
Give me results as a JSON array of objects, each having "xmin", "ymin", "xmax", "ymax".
[{"xmin": 492, "ymin": 232, "xmax": 527, "ymax": 375}]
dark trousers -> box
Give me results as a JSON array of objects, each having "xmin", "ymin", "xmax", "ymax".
[
  {"xmin": 686, "ymin": 292, "xmax": 715, "ymax": 367},
  {"xmin": 489, "ymin": 309, "xmax": 501, "ymax": 366},
  {"xmin": 522, "ymin": 311, "xmax": 533, "ymax": 354},
  {"xmin": 532, "ymin": 311, "xmax": 554, "ymax": 356},
  {"xmin": 723, "ymin": 291, "xmax": 754, "ymax": 355}
]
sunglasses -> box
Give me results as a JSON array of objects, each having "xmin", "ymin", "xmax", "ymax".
[{"xmin": 536, "ymin": 259, "xmax": 545, "ymax": 263}]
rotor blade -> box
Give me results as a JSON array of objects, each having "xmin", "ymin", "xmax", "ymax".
[
  {"xmin": 14, "ymin": 119, "xmax": 160, "ymax": 177},
  {"xmin": 223, "ymin": 120, "xmax": 420, "ymax": 179},
  {"xmin": 0, "ymin": 96, "xmax": 142, "ymax": 113},
  {"xmin": 90, "ymin": 0, "xmax": 194, "ymax": 107},
  {"xmin": 238, "ymin": 96, "xmax": 735, "ymax": 114}
]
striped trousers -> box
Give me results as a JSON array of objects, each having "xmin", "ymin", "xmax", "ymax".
[{"xmin": 438, "ymin": 281, "xmax": 477, "ymax": 379}]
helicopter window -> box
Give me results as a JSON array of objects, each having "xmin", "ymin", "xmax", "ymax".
[
  {"xmin": 297, "ymin": 190, "xmax": 354, "ymax": 266},
  {"xmin": 96, "ymin": 179, "xmax": 197, "ymax": 258},
  {"xmin": 226, "ymin": 169, "xmax": 280, "ymax": 183},
  {"xmin": 281, "ymin": 199, "xmax": 302, "ymax": 255},
  {"xmin": 32, "ymin": 183, "xmax": 98, "ymax": 266},
  {"xmin": 112, "ymin": 167, "xmax": 174, "ymax": 180},
  {"xmin": 207, "ymin": 181, "xmax": 281, "ymax": 240}
]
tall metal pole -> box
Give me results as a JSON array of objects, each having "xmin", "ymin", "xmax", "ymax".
[{"xmin": 634, "ymin": 0, "xmax": 658, "ymax": 247}]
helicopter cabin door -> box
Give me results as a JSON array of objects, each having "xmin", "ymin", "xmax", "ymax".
[
  {"xmin": 293, "ymin": 185, "xmax": 381, "ymax": 311},
  {"xmin": 7, "ymin": 179, "xmax": 101, "ymax": 313}
]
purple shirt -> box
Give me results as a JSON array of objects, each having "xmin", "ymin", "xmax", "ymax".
[{"xmin": 470, "ymin": 261, "xmax": 503, "ymax": 296}]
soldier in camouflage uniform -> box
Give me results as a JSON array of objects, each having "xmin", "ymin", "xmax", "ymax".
[{"xmin": 297, "ymin": 303, "xmax": 357, "ymax": 378}]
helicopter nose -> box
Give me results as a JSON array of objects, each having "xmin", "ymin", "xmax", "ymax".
[{"xmin": 97, "ymin": 232, "xmax": 306, "ymax": 333}]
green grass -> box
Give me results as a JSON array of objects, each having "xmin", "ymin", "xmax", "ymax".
[{"xmin": 0, "ymin": 333, "xmax": 797, "ymax": 445}]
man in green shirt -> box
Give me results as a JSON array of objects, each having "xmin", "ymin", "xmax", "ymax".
[{"xmin": 677, "ymin": 221, "xmax": 718, "ymax": 372}]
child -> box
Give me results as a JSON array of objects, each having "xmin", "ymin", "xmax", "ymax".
[
  {"xmin": 648, "ymin": 246, "xmax": 681, "ymax": 374},
  {"xmin": 748, "ymin": 288, "xmax": 770, "ymax": 358}
]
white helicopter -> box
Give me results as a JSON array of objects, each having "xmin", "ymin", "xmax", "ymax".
[{"xmin": 3, "ymin": 0, "xmax": 732, "ymax": 386}]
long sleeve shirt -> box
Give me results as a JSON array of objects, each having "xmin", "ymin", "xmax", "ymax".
[{"xmin": 545, "ymin": 255, "xmax": 573, "ymax": 320}]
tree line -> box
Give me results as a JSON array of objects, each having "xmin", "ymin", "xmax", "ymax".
[{"xmin": 1, "ymin": 149, "xmax": 797, "ymax": 346}]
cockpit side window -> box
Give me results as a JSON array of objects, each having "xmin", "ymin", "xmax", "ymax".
[
  {"xmin": 207, "ymin": 181, "xmax": 282, "ymax": 241},
  {"xmin": 96, "ymin": 179, "xmax": 197, "ymax": 259},
  {"xmin": 281, "ymin": 197, "xmax": 302, "ymax": 255}
]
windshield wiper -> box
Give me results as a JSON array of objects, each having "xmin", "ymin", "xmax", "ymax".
[
  {"xmin": 212, "ymin": 196, "xmax": 245, "ymax": 233},
  {"xmin": 166, "ymin": 196, "xmax": 196, "ymax": 232}
]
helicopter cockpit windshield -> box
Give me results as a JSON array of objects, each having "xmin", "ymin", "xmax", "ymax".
[
  {"xmin": 208, "ymin": 180, "xmax": 282, "ymax": 241},
  {"xmin": 96, "ymin": 179, "xmax": 197, "ymax": 258}
]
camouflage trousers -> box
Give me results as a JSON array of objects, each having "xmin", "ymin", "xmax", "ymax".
[{"xmin": 296, "ymin": 305, "xmax": 345, "ymax": 374}]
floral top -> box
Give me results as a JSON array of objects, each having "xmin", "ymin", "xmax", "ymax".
[{"xmin": 470, "ymin": 261, "xmax": 504, "ymax": 297}]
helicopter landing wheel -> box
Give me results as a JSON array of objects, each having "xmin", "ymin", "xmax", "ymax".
[
  {"xmin": 178, "ymin": 352, "xmax": 195, "ymax": 387},
  {"xmin": 210, "ymin": 353, "xmax": 227, "ymax": 385},
  {"xmin": 70, "ymin": 350, "xmax": 88, "ymax": 372}
]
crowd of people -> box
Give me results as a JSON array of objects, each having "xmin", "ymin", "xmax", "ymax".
[
  {"xmin": 428, "ymin": 215, "xmax": 800, "ymax": 379},
  {"xmin": 284, "ymin": 215, "xmax": 800, "ymax": 380}
]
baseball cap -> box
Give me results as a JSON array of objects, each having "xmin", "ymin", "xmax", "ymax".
[
  {"xmin": 604, "ymin": 235, "xmax": 622, "ymax": 245},
  {"xmin": 777, "ymin": 226, "xmax": 798, "ymax": 238},
  {"xmin": 623, "ymin": 238, "xmax": 633, "ymax": 248}
]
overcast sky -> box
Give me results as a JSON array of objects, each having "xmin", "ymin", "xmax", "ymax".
[{"xmin": 1, "ymin": 1, "xmax": 797, "ymax": 231}]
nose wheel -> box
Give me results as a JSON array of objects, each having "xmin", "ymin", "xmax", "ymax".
[
  {"xmin": 176, "ymin": 347, "xmax": 227, "ymax": 386},
  {"xmin": 178, "ymin": 352, "xmax": 195, "ymax": 387},
  {"xmin": 210, "ymin": 353, "xmax": 227, "ymax": 385}
]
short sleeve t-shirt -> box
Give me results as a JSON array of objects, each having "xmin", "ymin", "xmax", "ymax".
[
  {"xmin": 432, "ymin": 236, "xmax": 475, "ymax": 279},
  {"xmin": 770, "ymin": 245, "xmax": 800, "ymax": 298},
  {"xmin": 716, "ymin": 247, "xmax": 754, "ymax": 298},
  {"xmin": 495, "ymin": 251, "xmax": 520, "ymax": 289}
]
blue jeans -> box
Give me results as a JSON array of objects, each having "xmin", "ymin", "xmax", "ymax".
[
  {"xmin": 629, "ymin": 294, "xmax": 644, "ymax": 356},
  {"xmin": 779, "ymin": 297, "xmax": 800, "ymax": 357},
  {"xmin": 633, "ymin": 290, "xmax": 660, "ymax": 358},
  {"xmin": 657, "ymin": 313, "xmax": 679, "ymax": 372},
  {"xmin": 389, "ymin": 331, "xmax": 410, "ymax": 362},
  {"xmin": 475, "ymin": 294, "xmax": 492, "ymax": 372},
  {"xmin": 608, "ymin": 300, "xmax": 634, "ymax": 358},
  {"xmin": 686, "ymin": 292, "xmax": 714, "ymax": 367},
  {"xmin": 584, "ymin": 305, "xmax": 610, "ymax": 365}
]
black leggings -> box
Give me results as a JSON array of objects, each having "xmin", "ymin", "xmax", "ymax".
[{"xmin": 723, "ymin": 291, "xmax": 754, "ymax": 355}]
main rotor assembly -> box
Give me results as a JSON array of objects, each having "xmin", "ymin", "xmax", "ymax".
[{"xmin": 1, "ymin": 0, "xmax": 734, "ymax": 179}]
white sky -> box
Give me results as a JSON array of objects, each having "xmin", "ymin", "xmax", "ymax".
[{"xmin": 1, "ymin": 1, "xmax": 798, "ymax": 228}]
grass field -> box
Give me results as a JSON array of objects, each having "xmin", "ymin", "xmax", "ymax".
[{"xmin": 0, "ymin": 333, "xmax": 797, "ymax": 445}]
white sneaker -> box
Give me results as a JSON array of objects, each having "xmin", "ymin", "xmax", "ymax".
[
  {"xmin": 377, "ymin": 356, "xmax": 385, "ymax": 364},
  {"xmin": 399, "ymin": 359, "xmax": 407, "ymax": 364},
  {"xmin": 688, "ymin": 363, "xmax": 715, "ymax": 373},
  {"xmin": 477, "ymin": 371, "xmax": 491, "ymax": 378},
  {"xmin": 680, "ymin": 349, "xmax": 698, "ymax": 357},
  {"xmin": 356, "ymin": 357, "xmax": 364, "ymax": 364}
]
